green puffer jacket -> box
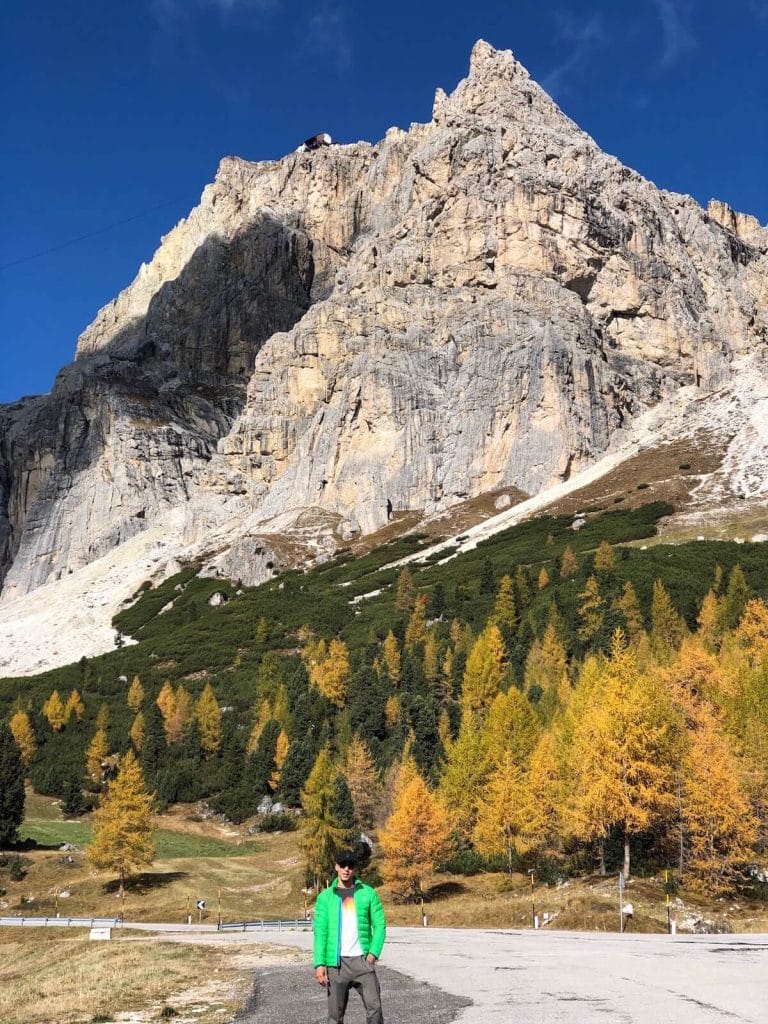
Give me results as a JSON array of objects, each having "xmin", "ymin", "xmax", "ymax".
[{"xmin": 313, "ymin": 878, "xmax": 386, "ymax": 967}]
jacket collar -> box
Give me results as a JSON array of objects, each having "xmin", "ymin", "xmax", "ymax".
[{"xmin": 330, "ymin": 876, "xmax": 360, "ymax": 890}]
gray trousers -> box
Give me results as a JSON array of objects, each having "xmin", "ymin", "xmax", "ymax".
[{"xmin": 327, "ymin": 956, "xmax": 384, "ymax": 1024}]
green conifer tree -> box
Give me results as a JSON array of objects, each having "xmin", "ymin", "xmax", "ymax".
[{"xmin": 0, "ymin": 722, "xmax": 25, "ymax": 849}]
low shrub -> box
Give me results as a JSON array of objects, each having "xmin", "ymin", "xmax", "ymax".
[{"xmin": 257, "ymin": 812, "xmax": 297, "ymax": 833}]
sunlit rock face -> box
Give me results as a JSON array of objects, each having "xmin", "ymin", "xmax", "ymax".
[{"xmin": 1, "ymin": 39, "xmax": 766, "ymax": 607}]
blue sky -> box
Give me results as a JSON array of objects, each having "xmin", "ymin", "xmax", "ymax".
[{"xmin": 1, "ymin": 0, "xmax": 766, "ymax": 403}]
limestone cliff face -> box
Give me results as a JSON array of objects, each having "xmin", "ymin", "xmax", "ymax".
[
  {"xmin": 1, "ymin": 212, "xmax": 314, "ymax": 597},
  {"xmin": 1, "ymin": 40, "xmax": 766, "ymax": 603},
  {"xmin": 215, "ymin": 40, "xmax": 767, "ymax": 534}
]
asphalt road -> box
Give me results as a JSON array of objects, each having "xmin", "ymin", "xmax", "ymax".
[
  {"xmin": 232, "ymin": 963, "xmax": 470, "ymax": 1024},
  {"xmin": 225, "ymin": 926, "xmax": 768, "ymax": 1024}
]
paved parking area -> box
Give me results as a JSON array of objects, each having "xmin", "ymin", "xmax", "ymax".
[{"xmin": 242, "ymin": 926, "xmax": 767, "ymax": 1024}]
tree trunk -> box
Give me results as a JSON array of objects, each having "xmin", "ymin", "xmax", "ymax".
[
  {"xmin": 623, "ymin": 833, "xmax": 631, "ymax": 880},
  {"xmin": 598, "ymin": 837, "xmax": 606, "ymax": 876}
]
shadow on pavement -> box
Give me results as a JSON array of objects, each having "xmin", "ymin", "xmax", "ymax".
[{"xmin": 233, "ymin": 963, "xmax": 471, "ymax": 1024}]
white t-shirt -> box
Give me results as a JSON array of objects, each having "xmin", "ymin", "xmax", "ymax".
[{"xmin": 338, "ymin": 886, "xmax": 363, "ymax": 957}]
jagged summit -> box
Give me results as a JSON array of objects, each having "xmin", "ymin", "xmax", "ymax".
[
  {"xmin": 1, "ymin": 41, "xmax": 766, "ymax": 675},
  {"xmin": 434, "ymin": 40, "xmax": 583, "ymax": 135}
]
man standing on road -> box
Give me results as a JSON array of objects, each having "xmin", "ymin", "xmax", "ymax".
[{"xmin": 313, "ymin": 849, "xmax": 387, "ymax": 1024}]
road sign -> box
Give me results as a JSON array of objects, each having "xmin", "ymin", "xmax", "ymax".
[{"xmin": 197, "ymin": 900, "xmax": 206, "ymax": 910}]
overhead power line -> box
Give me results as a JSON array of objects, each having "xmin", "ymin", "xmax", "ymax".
[{"xmin": 0, "ymin": 195, "xmax": 196, "ymax": 272}]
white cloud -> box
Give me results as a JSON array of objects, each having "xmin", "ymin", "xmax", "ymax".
[
  {"xmin": 651, "ymin": 0, "xmax": 696, "ymax": 67},
  {"xmin": 541, "ymin": 13, "xmax": 606, "ymax": 95},
  {"xmin": 300, "ymin": 5, "xmax": 352, "ymax": 73}
]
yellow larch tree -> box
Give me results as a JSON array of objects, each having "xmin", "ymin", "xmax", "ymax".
[
  {"xmin": 559, "ymin": 545, "xmax": 578, "ymax": 578},
  {"xmin": 663, "ymin": 637, "xmax": 730, "ymax": 719},
  {"xmin": 380, "ymin": 773, "xmax": 450, "ymax": 901},
  {"xmin": 404, "ymin": 595, "xmax": 429, "ymax": 651},
  {"xmin": 86, "ymin": 750, "xmax": 155, "ymax": 895},
  {"xmin": 96, "ymin": 703, "xmax": 110, "ymax": 731},
  {"xmin": 247, "ymin": 698, "xmax": 272, "ymax": 754},
  {"xmin": 484, "ymin": 688, "xmax": 541, "ymax": 769},
  {"xmin": 65, "ymin": 689, "xmax": 85, "ymax": 723},
  {"xmin": 129, "ymin": 711, "xmax": 145, "ymax": 752},
  {"xmin": 719, "ymin": 618, "xmax": 768, "ymax": 842},
  {"xmin": 272, "ymin": 686, "xmax": 292, "ymax": 735},
  {"xmin": 309, "ymin": 638, "xmax": 351, "ymax": 707},
  {"xmin": 682, "ymin": 706, "xmax": 758, "ymax": 895},
  {"xmin": 195, "ymin": 683, "xmax": 222, "ymax": 757},
  {"xmin": 441, "ymin": 646, "xmax": 455, "ymax": 697},
  {"xmin": 593, "ymin": 540, "xmax": 615, "ymax": 571},
  {"xmin": 537, "ymin": 567, "xmax": 550, "ymax": 590},
  {"xmin": 381, "ymin": 630, "xmax": 401, "ymax": 684},
  {"xmin": 696, "ymin": 589, "xmax": 722, "ymax": 651},
  {"xmin": 523, "ymin": 623, "xmax": 569, "ymax": 721},
  {"xmin": 562, "ymin": 632, "xmax": 678, "ymax": 879},
  {"xmin": 270, "ymin": 729, "xmax": 290, "ymax": 791},
  {"xmin": 473, "ymin": 752, "xmax": 530, "ymax": 873},
  {"xmin": 9, "ymin": 710, "xmax": 37, "ymax": 766},
  {"xmin": 518, "ymin": 732, "xmax": 561, "ymax": 856},
  {"xmin": 460, "ymin": 623, "xmax": 507, "ymax": 719},
  {"xmin": 613, "ymin": 580, "xmax": 645, "ymax": 643},
  {"xmin": 127, "ymin": 675, "xmax": 145, "ymax": 711},
  {"xmin": 577, "ymin": 575, "xmax": 605, "ymax": 643},
  {"xmin": 86, "ymin": 727, "xmax": 110, "ymax": 778},
  {"xmin": 437, "ymin": 719, "xmax": 491, "ymax": 843},
  {"xmin": 376, "ymin": 744, "xmax": 421, "ymax": 827},
  {"xmin": 42, "ymin": 690, "xmax": 66, "ymax": 732},
  {"xmin": 156, "ymin": 681, "xmax": 176, "ymax": 738},
  {"xmin": 384, "ymin": 694, "xmax": 402, "ymax": 729},
  {"xmin": 736, "ymin": 680, "xmax": 768, "ymax": 845},
  {"xmin": 449, "ymin": 619, "xmax": 474, "ymax": 654},
  {"xmin": 165, "ymin": 684, "xmax": 192, "ymax": 745},
  {"xmin": 492, "ymin": 575, "xmax": 517, "ymax": 629},
  {"xmin": 395, "ymin": 568, "xmax": 416, "ymax": 612},
  {"xmin": 423, "ymin": 632, "xmax": 440, "ymax": 687},
  {"xmin": 734, "ymin": 598, "xmax": 768, "ymax": 665}
]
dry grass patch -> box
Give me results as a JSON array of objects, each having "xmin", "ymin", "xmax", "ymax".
[
  {"xmin": 0, "ymin": 931, "xmax": 254, "ymax": 1024},
  {"xmin": 6, "ymin": 808, "xmax": 307, "ymax": 925},
  {"xmin": 379, "ymin": 871, "xmax": 768, "ymax": 934},
  {"xmin": 543, "ymin": 433, "xmax": 726, "ymax": 520}
]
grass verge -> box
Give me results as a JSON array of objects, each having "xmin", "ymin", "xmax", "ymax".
[{"xmin": 0, "ymin": 931, "xmax": 256, "ymax": 1024}]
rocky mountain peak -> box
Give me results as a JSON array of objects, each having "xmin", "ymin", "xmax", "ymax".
[
  {"xmin": 1, "ymin": 41, "xmax": 766, "ymax": 676},
  {"xmin": 434, "ymin": 39, "xmax": 574, "ymax": 132}
]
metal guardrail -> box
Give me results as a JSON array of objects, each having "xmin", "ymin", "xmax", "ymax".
[
  {"xmin": 217, "ymin": 918, "xmax": 311, "ymax": 932},
  {"xmin": 0, "ymin": 916, "xmax": 121, "ymax": 928}
]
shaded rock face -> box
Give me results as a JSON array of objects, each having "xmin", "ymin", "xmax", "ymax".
[
  {"xmin": 0, "ymin": 214, "xmax": 314, "ymax": 596},
  {"xmin": 1, "ymin": 39, "xmax": 766, "ymax": 598}
]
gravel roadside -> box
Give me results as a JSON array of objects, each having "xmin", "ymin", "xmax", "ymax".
[{"xmin": 232, "ymin": 962, "xmax": 471, "ymax": 1024}]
